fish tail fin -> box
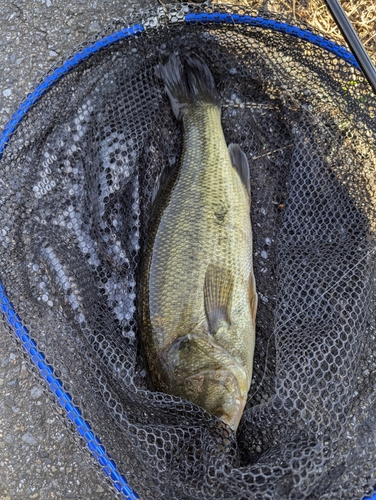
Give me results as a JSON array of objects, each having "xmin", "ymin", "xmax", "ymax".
[
  {"xmin": 158, "ymin": 53, "xmax": 219, "ymax": 120},
  {"xmin": 184, "ymin": 53, "xmax": 220, "ymax": 107}
]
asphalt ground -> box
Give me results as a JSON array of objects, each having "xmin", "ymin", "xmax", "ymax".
[{"xmin": 0, "ymin": 2, "xmax": 155, "ymax": 499}]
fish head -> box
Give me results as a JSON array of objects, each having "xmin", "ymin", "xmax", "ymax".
[{"xmin": 164, "ymin": 331, "xmax": 250, "ymax": 431}]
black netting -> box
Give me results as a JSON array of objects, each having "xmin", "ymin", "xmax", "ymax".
[{"xmin": 1, "ymin": 3, "xmax": 376, "ymax": 499}]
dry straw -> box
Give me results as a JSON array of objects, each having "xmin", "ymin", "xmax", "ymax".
[{"xmin": 217, "ymin": 0, "xmax": 376, "ymax": 64}]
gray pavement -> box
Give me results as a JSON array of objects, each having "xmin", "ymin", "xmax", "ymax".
[{"xmin": 0, "ymin": 1, "xmax": 155, "ymax": 498}]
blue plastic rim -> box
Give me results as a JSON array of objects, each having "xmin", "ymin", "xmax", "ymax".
[
  {"xmin": 0, "ymin": 12, "xmax": 361, "ymax": 160},
  {"xmin": 0, "ymin": 280, "xmax": 139, "ymax": 500},
  {"xmin": 0, "ymin": 10, "xmax": 371, "ymax": 500}
]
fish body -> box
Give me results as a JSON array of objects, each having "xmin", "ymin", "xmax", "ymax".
[{"xmin": 139, "ymin": 54, "xmax": 257, "ymax": 431}]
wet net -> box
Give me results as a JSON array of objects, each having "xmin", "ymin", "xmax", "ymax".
[{"xmin": 1, "ymin": 3, "xmax": 376, "ymax": 499}]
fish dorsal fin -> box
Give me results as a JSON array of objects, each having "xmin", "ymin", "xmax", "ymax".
[
  {"xmin": 248, "ymin": 272, "xmax": 258, "ymax": 324},
  {"xmin": 204, "ymin": 265, "xmax": 234, "ymax": 334},
  {"xmin": 228, "ymin": 143, "xmax": 250, "ymax": 197}
]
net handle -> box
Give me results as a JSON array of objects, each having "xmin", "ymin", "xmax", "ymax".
[{"xmin": 324, "ymin": 0, "xmax": 376, "ymax": 94}]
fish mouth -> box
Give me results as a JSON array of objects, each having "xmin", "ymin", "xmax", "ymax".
[
  {"xmin": 181, "ymin": 368, "xmax": 248, "ymax": 432},
  {"xmin": 221, "ymin": 394, "xmax": 247, "ymax": 432}
]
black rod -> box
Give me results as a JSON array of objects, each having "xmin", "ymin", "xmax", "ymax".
[{"xmin": 323, "ymin": 0, "xmax": 376, "ymax": 94}]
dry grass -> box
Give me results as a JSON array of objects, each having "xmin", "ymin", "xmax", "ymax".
[
  {"xmin": 296, "ymin": 0, "xmax": 376, "ymax": 62},
  {"xmin": 216, "ymin": 0, "xmax": 376, "ymax": 64}
]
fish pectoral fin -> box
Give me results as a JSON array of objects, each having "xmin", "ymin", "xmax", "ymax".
[
  {"xmin": 204, "ymin": 264, "xmax": 234, "ymax": 334},
  {"xmin": 249, "ymin": 272, "xmax": 258, "ymax": 324},
  {"xmin": 228, "ymin": 143, "xmax": 250, "ymax": 198}
]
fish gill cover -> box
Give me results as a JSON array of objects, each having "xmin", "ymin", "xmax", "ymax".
[{"xmin": 1, "ymin": 3, "xmax": 376, "ymax": 499}]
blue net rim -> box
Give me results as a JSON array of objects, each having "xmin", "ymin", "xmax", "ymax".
[
  {"xmin": 0, "ymin": 10, "xmax": 369, "ymax": 500},
  {"xmin": 0, "ymin": 12, "xmax": 359, "ymax": 159}
]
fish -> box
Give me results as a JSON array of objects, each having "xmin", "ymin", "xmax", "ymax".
[{"xmin": 139, "ymin": 53, "xmax": 257, "ymax": 431}]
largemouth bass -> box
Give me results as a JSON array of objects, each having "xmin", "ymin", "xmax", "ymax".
[{"xmin": 139, "ymin": 53, "xmax": 257, "ymax": 431}]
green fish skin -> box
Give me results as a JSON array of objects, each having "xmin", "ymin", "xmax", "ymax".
[{"xmin": 139, "ymin": 53, "xmax": 257, "ymax": 431}]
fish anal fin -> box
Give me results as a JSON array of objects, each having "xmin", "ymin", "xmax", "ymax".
[
  {"xmin": 204, "ymin": 265, "xmax": 234, "ymax": 334},
  {"xmin": 228, "ymin": 143, "xmax": 250, "ymax": 197},
  {"xmin": 248, "ymin": 272, "xmax": 258, "ymax": 324},
  {"xmin": 151, "ymin": 163, "xmax": 175, "ymax": 205}
]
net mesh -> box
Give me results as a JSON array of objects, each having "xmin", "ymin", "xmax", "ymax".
[{"xmin": 1, "ymin": 3, "xmax": 376, "ymax": 498}]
